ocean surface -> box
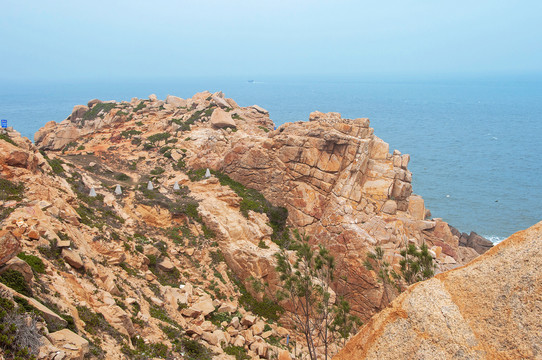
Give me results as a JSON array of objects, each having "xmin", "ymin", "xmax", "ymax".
[{"xmin": 1, "ymin": 75, "xmax": 541, "ymax": 241}]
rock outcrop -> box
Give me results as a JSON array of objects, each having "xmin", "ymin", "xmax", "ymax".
[
  {"xmin": 333, "ymin": 221, "xmax": 542, "ymax": 360},
  {"xmin": 0, "ymin": 91, "xmax": 493, "ymax": 358}
]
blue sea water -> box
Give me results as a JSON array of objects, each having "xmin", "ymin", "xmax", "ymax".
[{"xmin": 1, "ymin": 75, "xmax": 541, "ymax": 241}]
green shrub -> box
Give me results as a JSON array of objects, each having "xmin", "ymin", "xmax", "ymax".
[
  {"xmin": 46, "ymin": 158, "xmax": 65, "ymax": 174},
  {"xmin": 134, "ymin": 101, "xmax": 146, "ymax": 112},
  {"xmin": 0, "ymin": 133, "xmax": 17, "ymax": 146},
  {"xmin": 150, "ymin": 166, "xmax": 165, "ymax": 175},
  {"xmin": 0, "ymin": 178, "xmax": 25, "ymax": 202},
  {"xmin": 224, "ymin": 345, "xmax": 250, "ymax": 360},
  {"xmin": 83, "ymin": 103, "xmax": 116, "ymax": 120},
  {"xmin": 121, "ymin": 336, "xmax": 169, "ymax": 359},
  {"xmin": 230, "ymin": 272, "xmax": 283, "ymax": 321},
  {"xmin": 76, "ymin": 305, "xmax": 122, "ymax": 340},
  {"xmin": 0, "ymin": 296, "xmax": 40, "ymax": 359},
  {"xmin": 115, "ymin": 172, "xmax": 131, "ymax": 181},
  {"xmin": 181, "ymin": 338, "xmax": 212, "ymax": 360},
  {"xmin": 120, "ymin": 129, "xmax": 142, "ymax": 139},
  {"xmin": 0, "ymin": 270, "xmax": 32, "ymax": 296},
  {"xmin": 147, "ymin": 132, "xmax": 171, "ymax": 145},
  {"xmin": 17, "ymin": 253, "xmax": 45, "ymax": 274}
]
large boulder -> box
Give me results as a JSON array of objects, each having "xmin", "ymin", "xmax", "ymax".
[
  {"xmin": 166, "ymin": 95, "xmax": 187, "ymax": 108},
  {"xmin": 0, "ymin": 257, "xmax": 33, "ymax": 283},
  {"xmin": 70, "ymin": 105, "xmax": 89, "ymax": 120},
  {"xmin": 333, "ymin": 221, "xmax": 542, "ymax": 360},
  {"xmin": 465, "ymin": 231, "xmax": 493, "ymax": 254},
  {"xmin": 48, "ymin": 329, "xmax": 89, "ymax": 360},
  {"xmin": 0, "ymin": 230, "xmax": 20, "ymax": 267},
  {"xmin": 210, "ymin": 108, "xmax": 236, "ymax": 128},
  {"xmin": 61, "ymin": 249, "xmax": 84, "ymax": 269}
]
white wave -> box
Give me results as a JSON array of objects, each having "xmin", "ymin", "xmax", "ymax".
[{"xmin": 483, "ymin": 235, "xmax": 505, "ymax": 244}]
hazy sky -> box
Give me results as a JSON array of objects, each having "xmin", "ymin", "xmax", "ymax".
[{"xmin": 1, "ymin": 0, "xmax": 541, "ymax": 80}]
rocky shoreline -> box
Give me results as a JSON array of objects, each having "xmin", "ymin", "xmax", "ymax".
[{"xmin": 0, "ymin": 92, "xmax": 501, "ymax": 359}]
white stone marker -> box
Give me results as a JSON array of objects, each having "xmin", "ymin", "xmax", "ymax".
[
  {"xmin": 173, "ymin": 181, "xmax": 180, "ymax": 190},
  {"xmin": 115, "ymin": 185, "xmax": 122, "ymax": 195},
  {"xmin": 205, "ymin": 168, "xmax": 211, "ymax": 178},
  {"xmin": 147, "ymin": 181, "xmax": 154, "ymax": 190},
  {"xmin": 89, "ymin": 187, "xmax": 97, "ymax": 197}
]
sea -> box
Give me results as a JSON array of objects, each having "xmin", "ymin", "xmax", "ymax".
[{"xmin": 1, "ymin": 75, "xmax": 541, "ymax": 242}]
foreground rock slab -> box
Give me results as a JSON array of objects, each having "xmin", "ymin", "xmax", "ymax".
[{"xmin": 334, "ymin": 221, "xmax": 542, "ymax": 360}]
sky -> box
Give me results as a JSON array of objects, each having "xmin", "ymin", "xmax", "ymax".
[{"xmin": 1, "ymin": 0, "xmax": 541, "ymax": 80}]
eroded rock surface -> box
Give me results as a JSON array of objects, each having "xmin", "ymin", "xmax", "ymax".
[{"xmin": 333, "ymin": 221, "xmax": 542, "ymax": 360}]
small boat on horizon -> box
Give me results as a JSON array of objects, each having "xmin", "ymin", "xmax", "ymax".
[{"xmin": 247, "ymin": 80, "xmax": 255, "ymax": 83}]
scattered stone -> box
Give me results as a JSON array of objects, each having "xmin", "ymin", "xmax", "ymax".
[
  {"xmin": 191, "ymin": 298, "xmax": 215, "ymax": 316},
  {"xmin": 166, "ymin": 95, "xmax": 186, "ymax": 108},
  {"xmin": 48, "ymin": 329, "xmax": 89, "ymax": 360},
  {"xmin": 249, "ymin": 105, "xmax": 269, "ymax": 115},
  {"xmin": 0, "ymin": 230, "xmax": 20, "ymax": 266},
  {"xmin": 210, "ymin": 108, "xmax": 236, "ymax": 128},
  {"xmin": 61, "ymin": 249, "xmax": 84, "ymax": 269},
  {"xmin": 87, "ymin": 99, "xmax": 102, "ymax": 108},
  {"xmin": 241, "ymin": 314, "xmax": 256, "ymax": 327},
  {"xmin": 157, "ymin": 257, "xmax": 175, "ymax": 272},
  {"xmin": 231, "ymin": 316, "xmax": 240, "ymax": 329},
  {"xmin": 381, "ymin": 200, "xmax": 397, "ymax": 215}
]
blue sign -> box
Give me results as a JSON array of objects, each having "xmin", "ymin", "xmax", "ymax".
[{"xmin": 1, "ymin": 120, "xmax": 6, "ymax": 128}]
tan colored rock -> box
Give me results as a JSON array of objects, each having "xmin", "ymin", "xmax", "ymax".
[
  {"xmin": 218, "ymin": 302, "xmax": 237, "ymax": 313},
  {"xmin": 191, "ymin": 298, "xmax": 215, "ymax": 316},
  {"xmin": 232, "ymin": 335, "xmax": 245, "ymax": 347},
  {"xmin": 27, "ymin": 227, "xmax": 40, "ymax": 240},
  {"xmin": 251, "ymin": 321, "xmax": 265, "ymax": 336},
  {"xmin": 0, "ymin": 257, "xmax": 33, "ymax": 283},
  {"xmin": 278, "ymin": 350, "xmax": 293, "ymax": 360},
  {"xmin": 334, "ymin": 221, "xmax": 542, "ymax": 360},
  {"xmin": 166, "ymin": 95, "xmax": 186, "ymax": 108},
  {"xmin": 249, "ymin": 105, "xmax": 269, "ymax": 115},
  {"xmin": 87, "ymin": 99, "xmax": 102, "ymax": 108},
  {"xmin": 241, "ymin": 314, "xmax": 256, "ymax": 327},
  {"xmin": 0, "ymin": 230, "xmax": 20, "ymax": 266},
  {"xmin": 48, "ymin": 329, "xmax": 89, "ymax": 360},
  {"xmin": 186, "ymin": 325, "xmax": 203, "ymax": 336},
  {"xmin": 143, "ymin": 244, "xmax": 161, "ymax": 257},
  {"xmin": 0, "ymin": 283, "xmax": 67, "ymax": 330},
  {"xmin": 381, "ymin": 200, "xmax": 397, "ymax": 215},
  {"xmin": 70, "ymin": 105, "xmax": 88, "ymax": 120},
  {"xmin": 157, "ymin": 257, "xmax": 175, "ymax": 272},
  {"xmin": 210, "ymin": 108, "xmax": 236, "ymax": 128},
  {"xmin": 61, "ymin": 249, "xmax": 84, "ymax": 269},
  {"xmin": 202, "ymin": 331, "xmax": 219, "ymax": 346},
  {"xmin": 408, "ymin": 195, "xmax": 425, "ymax": 220}
]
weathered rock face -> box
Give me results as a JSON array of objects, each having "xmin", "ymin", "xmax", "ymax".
[
  {"xmin": 210, "ymin": 108, "xmax": 236, "ymax": 128},
  {"xmin": 216, "ymin": 110, "xmax": 471, "ymax": 317},
  {"xmin": 333, "ymin": 221, "xmax": 542, "ymax": 360},
  {"xmin": 30, "ymin": 92, "xmax": 490, "ymax": 321},
  {"xmin": 0, "ymin": 230, "xmax": 20, "ymax": 266},
  {"xmin": 22, "ymin": 91, "xmax": 495, "ymax": 358}
]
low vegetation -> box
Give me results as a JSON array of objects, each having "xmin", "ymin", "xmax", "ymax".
[{"xmin": 0, "ymin": 296, "xmax": 41, "ymax": 359}]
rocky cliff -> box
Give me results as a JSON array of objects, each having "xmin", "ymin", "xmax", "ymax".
[
  {"xmin": 333, "ymin": 220, "xmax": 542, "ymax": 360},
  {"xmin": 0, "ymin": 91, "xmax": 491, "ymax": 359}
]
